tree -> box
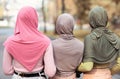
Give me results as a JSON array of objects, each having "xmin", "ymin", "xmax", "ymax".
[
  {"xmin": 112, "ymin": 0, "xmax": 120, "ymax": 15},
  {"xmin": 61, "ymin": 0, "xmax": 66, "ymax": 13},
  {"xmin": 112, "ymin": 0, "xmax": 120, "ymax": 5},
  {"xmin": 74, "ymin": 0, "xmax": 91, "ymax": 25},
  {"xmin": 42, "ymin": 0, "xmax": 47, "ymax": 33},
  {"xmin": 111, "ymin": 0, "xmax": 120, "ymax": 29}
]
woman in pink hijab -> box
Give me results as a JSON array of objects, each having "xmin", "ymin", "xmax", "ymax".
[{"xmin": 3, "ymin": 6, "xmax": 56, "ymax": 79}]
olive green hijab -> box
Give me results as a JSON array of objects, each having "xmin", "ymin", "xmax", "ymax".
[
  {"xmin": 89, "ymin": 6, "xmax": 108, "ymax": 28},
  {"xmin": 83, "ymin": 6, "xmax": 120, "ymax": 64}
]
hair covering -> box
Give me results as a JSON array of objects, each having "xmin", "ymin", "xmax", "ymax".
[
  {"xmin": 83, "ymin": 6, "xmax": 120, "ymax": 64},
  {"xmin": 89, "ymin": 6, "xmax": 108, "ymax": 29},
  {"xmin": 4, "ymin": 6, "xmax": 50, "ymax": 71},
  {"xmin": 52, "ymin": 13, "xmax": 84, "ymax": 76},
  {"xmin": 56, "ymin": 13, "xmax": 75, "ymax": 40}
]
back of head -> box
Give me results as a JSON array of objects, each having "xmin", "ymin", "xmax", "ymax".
[
  {"xmin": 89, "ymin": 6, "xmax": 108, "ymax": 29},
  {"xmin": 18, "ymin": 6, "xmax": 38, "ymax": 22},
  {"xmin": 15, "ymin": 6, "xmax": 38, "ymax": 35},
  {"xmin": 56, "ymin": 13, "xmax": 75, "ymax": 35}
]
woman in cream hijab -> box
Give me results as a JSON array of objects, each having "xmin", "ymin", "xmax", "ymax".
[
  {"xmin": 78, "ymin": 6, "xmax": 120, "ymax": 79},
  {"xmin": 51, "ymin": 13, "xmax": 84, "ymax": 79}
]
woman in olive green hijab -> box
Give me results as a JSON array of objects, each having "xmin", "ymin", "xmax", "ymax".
[{"xmin": 78, "ymin": 6, "xmax": 120, "ymax": 79}]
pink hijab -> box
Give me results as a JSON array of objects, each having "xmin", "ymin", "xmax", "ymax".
[{"xmin": 4, "ymin": 6, "xmax": 50, "ymax": 71}]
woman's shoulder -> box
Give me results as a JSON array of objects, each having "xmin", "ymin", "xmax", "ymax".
[
  {"xmin": 84, "ymin": 34, "xmax": 92, "ymax": 40},
  {"xmin": 4, "ymin": 36, "xmax": 13, "ymax": 42},
  {"xmin": 74, "ymin": 38, "xmax": 83, "ymax": 43}
]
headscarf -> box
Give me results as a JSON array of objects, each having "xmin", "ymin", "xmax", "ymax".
[
  {"xmin": 52, "ymin": 13, "xmax": 84, "ymax": 76},
  {"xmin": 4, "ymin": 6, "xmax": 50, "ymax": 71},
  {"xmin": 56, "ymin": 13, "xmax": 75, "ymax": 40},
  {"xmin": 89, "ymin": 6, "xmax": 108, "ymax": 29},
  {"xmin": 83, "ymin": 6, "xmax": 120, "ymax": 64}
]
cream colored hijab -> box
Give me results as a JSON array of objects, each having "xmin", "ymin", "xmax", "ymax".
[
  {"xmin": 56, "ymin": 13, "xmax": 75, "ymax": 40},
  {"xmin": 52, "ymin": 13, "xmax": 84, "ymax": 76}
]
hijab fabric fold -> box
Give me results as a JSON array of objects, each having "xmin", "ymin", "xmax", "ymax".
[
  {"xmin": 83, "ymin": 6, "xmax": 120, "ymax": 64},
  {"xmin": 4, "ymin": 6, "xmax": 50, "ymax": 71}
]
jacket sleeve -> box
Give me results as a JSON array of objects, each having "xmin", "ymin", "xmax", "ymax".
[
  {"xmin": 77, "ymin": 62, "xmax": 94, "ymax": 72},
  {"xmin": 44, "ymin": 43, "xmax": 56, "ymax": 77}
]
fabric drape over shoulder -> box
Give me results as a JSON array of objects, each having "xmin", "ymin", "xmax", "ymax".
[
  {"xmin": 4, "ymin": 6, "xmax": 50, "ymax": 71},
  {"xmin": 83, "ymin": 6, "xmax": 120, "ymax": 64}
]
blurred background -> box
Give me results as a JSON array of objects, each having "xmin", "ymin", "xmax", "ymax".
[{"xmin": 0, "ymin": 0, "xmax": 120, "ymax": 79}]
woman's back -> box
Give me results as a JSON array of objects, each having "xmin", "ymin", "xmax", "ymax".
[
  {"xmin": 51, "ymin": 13, "xmax": 84, "ymax": 79},
  {"xmin": 52, "ymin": 38, "xmax": 83, "ymax": 76}
]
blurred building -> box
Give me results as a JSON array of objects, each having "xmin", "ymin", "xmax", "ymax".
[{"xmin": 0, "ymin": 0, "xmax": 43, "ymax": 27}]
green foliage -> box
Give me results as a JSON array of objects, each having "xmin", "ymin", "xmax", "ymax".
[{"xmin": 74, "ymin": 0, "xmax": 91, "ymax": 24}]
